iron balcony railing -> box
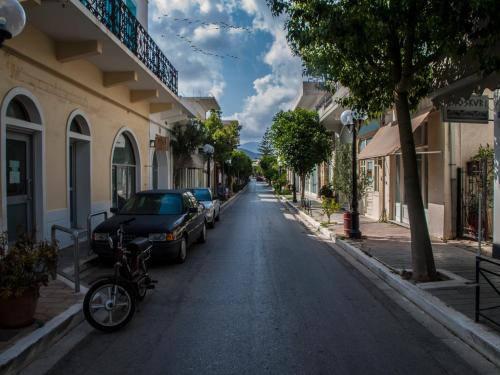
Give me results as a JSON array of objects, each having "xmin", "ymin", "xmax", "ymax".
[{"xmin": 81, "ymin": 0, "xmax": 178, "ymax": 94}]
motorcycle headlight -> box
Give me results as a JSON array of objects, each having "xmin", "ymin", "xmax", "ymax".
[
  {"xmin": 148, "ymin": 233, "xmax": 168, "ymax": 242},
  {"xmin": 93, "ymin": 233, "xmax": 109, "ymax": 241}
]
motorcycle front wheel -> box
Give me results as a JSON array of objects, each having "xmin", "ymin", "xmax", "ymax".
[{"xmin": 83, "ymin": 278, "xmax": 136, "ymax": 332}]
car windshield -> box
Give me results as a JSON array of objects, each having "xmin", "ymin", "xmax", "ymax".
[
  {"xmin": 119, "ymin": 193, "xmax": 183, "ymax": 215},
  {"xmin": 191, "ymin": 189, "xmax": 212, "ymax": 202}
]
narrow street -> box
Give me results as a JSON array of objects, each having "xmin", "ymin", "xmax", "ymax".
[{"xmin": 50, "ymin": 181, "xmax": 480, "ymax": 375}]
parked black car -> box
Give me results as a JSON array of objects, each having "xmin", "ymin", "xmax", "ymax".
[
  {"xmin": 92, "ymin": 190, "xmax": 207, "ymax": 264},
  {"xmin": 188, "ymin": 188, "xmax": 220, "ymax": 228}
]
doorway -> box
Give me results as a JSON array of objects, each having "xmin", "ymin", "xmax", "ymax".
[
  {"xmin": 6, "ymin": 132, "xmax": 33, "ymax": 241},
  {"xmin": 2, "ymin": 91, "xmax": 44, "ymax": 242},
  {"xmin": 68, "ymin": 113, "xmax": 91, "ymax": 229}
]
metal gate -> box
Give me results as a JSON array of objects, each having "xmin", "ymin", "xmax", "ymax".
[{"xmin": 459, "ymin": 158, "xmax": 493, "ymax": 240}]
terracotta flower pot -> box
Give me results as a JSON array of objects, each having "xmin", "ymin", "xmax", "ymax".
[{"xmin": 0, "ymin": 288, "xmax": 39, "ymax": 328}]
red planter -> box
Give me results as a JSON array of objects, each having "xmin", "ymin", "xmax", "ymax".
[
  {"xmin": 0, "ymin": 288, "xmax": 39, "ymax": 328},
  {"xmin": 343, "ymin": 211, "xmax": 352, "ymax": 237}
]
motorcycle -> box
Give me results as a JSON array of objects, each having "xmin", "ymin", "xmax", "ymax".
[{"xmin": 83, "ymin": 218, "xmax": 156, "ymax": 332}]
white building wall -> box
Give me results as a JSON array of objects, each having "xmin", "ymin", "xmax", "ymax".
[{"xmin": 135, "ymin": 0, "xmax": 149, "ymax": 30}]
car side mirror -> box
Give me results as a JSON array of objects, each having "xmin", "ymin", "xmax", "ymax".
[{"xmin": 110, "ymin": 207, "xmax": 119, "ymax": 214}]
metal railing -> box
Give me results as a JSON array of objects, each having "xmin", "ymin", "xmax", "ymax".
[
  {"xmin": 87, "ymin": 211, "xmax": 108, "ymax": 253},
  {"xmin": 80, "ymin": 0, "xmax": 178, "ymax": 94},
  {"xmin": 475, "ymin": 255, "xmax": 500, "ymax": 327},
  {"xmin": 51, "ymin": 225, "xmax": 87, "ymax": 293}
]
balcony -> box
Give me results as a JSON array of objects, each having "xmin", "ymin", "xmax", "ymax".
[
  {"xmin": 81, "ymin": 0, "xmax": 177, "ymax": 94},
  {"xmin": 16, "ymin": 0, "xmax": 186, "ymax": 113}
]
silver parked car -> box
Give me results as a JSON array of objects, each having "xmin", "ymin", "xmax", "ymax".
[{"xmin": 188, "ymin": 188, "xmax": 221, "ymax": 228}]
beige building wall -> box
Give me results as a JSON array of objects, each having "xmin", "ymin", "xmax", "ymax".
[{"xmin": 0, "ymin": 24, "xmax": 165, "ymax": 242}]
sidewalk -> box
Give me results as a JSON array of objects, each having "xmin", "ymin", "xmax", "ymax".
[{"xmin": 285, "ymin": 196, "xmax": 500, "ymax": 327}]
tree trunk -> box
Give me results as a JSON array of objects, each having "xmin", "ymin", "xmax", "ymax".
[
  {"xmin": 300, "ymin": 174, "xmax": 306, "ymax": 201},
  {"xmin": 395, "ymin": 91, "xmax": 437, "ymax": 281}
]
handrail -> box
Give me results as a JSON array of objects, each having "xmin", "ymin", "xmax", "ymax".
[
  {"xmin": 475, "ymin": 255, "xmax": 500, "ymax": 327},
  {"xmin": 87, "ymin": 211, "xmax": 108, "ymax": 249},
  {"xmin": 51, "ymin": 225, "xmax": 87, "ymax": 293}
]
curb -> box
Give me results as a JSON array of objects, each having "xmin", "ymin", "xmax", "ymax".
[
  {"xmin": 279, "ymin": 195, "xmax": 500, "ymax": 367},
  {"xmin": 0, "ymin": 303, "xmax": 84, "ymax": 375}
]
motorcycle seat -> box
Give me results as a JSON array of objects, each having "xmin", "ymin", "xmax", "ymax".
[{"xmin": 127, "ymin": 237, "xmax": 150, "ymax": 253}]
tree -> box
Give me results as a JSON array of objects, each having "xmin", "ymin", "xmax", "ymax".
[
  {"xmin": 259, "ymin": 154, "xmax": 279, "ymax": 184},
  {"xmin": 270, "ymin": 108, "xmax": 332, "ymax": 200},
  {"xmin": 268, "ymin": 0, "xmax": 500, "ymax": 281},
  {"xmin": 230, "ymin": 150, "xmax": 253, "ymax": 184},
  {"xmin": 204, "ymin": 110, "xmax": 241, "ymax": 165},
  {"xmin": 333, "ymin": 143, "xmax": 370, "ymax": 208},
  {"xmin": 258, "ymin": 127, "xmax": 274, "ymax": 156},
  {"xmin": 170, "ymin": 119, "xmax": 206, "ymax": 187}
]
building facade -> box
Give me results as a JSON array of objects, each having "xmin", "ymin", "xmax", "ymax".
[{"xmin": 1, "ymin": 0, "xmax": 186, "ymax": 245}]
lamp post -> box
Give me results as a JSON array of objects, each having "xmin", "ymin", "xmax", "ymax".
[
  {"xmin": 203, "ymin": 144, "xmax": 214, "ymax": 190},
  {"xmin": 0, "ymin": 0, "xmax": 26, "ymax": 47},
  {"xmin": 340, "ymin": 109, "xmax": 367, "ymax": 239}
]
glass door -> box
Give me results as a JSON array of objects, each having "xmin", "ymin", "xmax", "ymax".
[
  {"xmin": 6, "ymin": 133, "xmax": 33, "ymax": 242},
  {"xmin": 69, "ymin": 141, "xmax": 77, "ymax": 227}
]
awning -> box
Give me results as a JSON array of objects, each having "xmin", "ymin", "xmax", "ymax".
[{"xmin": 358, "ymin": 110, "xmax": 431, "ymax": 160}]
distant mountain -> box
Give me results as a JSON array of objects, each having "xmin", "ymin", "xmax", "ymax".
[
  {"xmin": 238, "ymin": 148, "xmax": 261, "ymax": 160},
  {"xmin": 239, "ymin": 141, "xmax": 260, "ymax": 154}
]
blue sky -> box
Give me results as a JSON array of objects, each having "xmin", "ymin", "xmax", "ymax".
[{"xmin": 148, "ymin": 0, "xmax": 303, "ymax": 143}]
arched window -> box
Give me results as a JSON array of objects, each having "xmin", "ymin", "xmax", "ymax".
[
  {"xmin": 69, "ymin": 115, "xmax": 91, "ymax": 136},
  {"xmin": 112, "ymin": 133, "xmax": 136, "ymax": 208},
  {"xmin": 3, "ymin": 92, "xmax": 44, "ymax": 242},
  {"xmin": 7, "ymin": 98, "xmax": 30, "ymax": 121}
]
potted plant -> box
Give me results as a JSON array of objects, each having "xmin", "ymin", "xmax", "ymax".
[{"xmin": 0, "ymin": 235, "xmax": 58, "ymax": 328}]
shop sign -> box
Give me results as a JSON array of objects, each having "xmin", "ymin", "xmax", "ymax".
[
  {"xmin": 443, "ymin": 95, "xmax": 489, "ymax": 124},
  {"xmin": 155, "ymin": 135, "xmax": 169, "ymax": 151}
]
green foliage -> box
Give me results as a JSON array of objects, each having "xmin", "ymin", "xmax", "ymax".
[
  {"xmin": 473, "ymin": 144, "xmax": 494, "ymax": 161},
  {"xmin": 170, "ymin": 119, "xmax": 207, "ymax": 166},
  {"xmin": 270, "ymin": 108, "xmax": 332, "ymax": 178},
  {"xmin": 321, "ymin": 197, "xmax": 340, "ymax": 224},
  {"xmin": 258, "ymin": 127, "xmax": 274, "ymax": 156},
  {"xmin": 259, "ymin": 154, "xmax": 279, "ymax": 183},
  {"xmin": 273, "ymin": 172, "xmax": 288, "ymax": 194},
  {"xmin": 0, "ymin": 235, "xmax": 58, "ymax": 298},
  {"xmin": 269, "ymin": 0, "xmax": 500, "ymax": 115},
  {"xmin": 230, "ymin": 150, "xmax": 253, "ymax": 182},
  {"xmin": 319, "ymin": 184, "xmax": 334, "ymax": 199},
  {"xmin": 204, "ymin": 110, "xmax": 241, "ymax": 165},
  {"xmin": 333, "ymin": 143, "xmax": 369, "ymax": 206}
]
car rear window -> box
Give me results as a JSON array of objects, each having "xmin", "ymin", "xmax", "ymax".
[
  {"xmin": 119, "ymin": 194, "xmax": 183, "ymax": 215},
  {"xmin": 191, "ymin": 189, "xmax": 212, "ymax": 201}
]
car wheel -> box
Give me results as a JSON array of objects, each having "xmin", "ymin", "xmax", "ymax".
[
  {"xmin": 208, "ymin": 218, "xmax": 215, "ymax": 229},
  {"xmin": 176, "ymin": 237, "xmax": 187, "ymax": 264},
  {"xmin": 197, "ymin": 222, "xmax": 207, "ymax": 243}
]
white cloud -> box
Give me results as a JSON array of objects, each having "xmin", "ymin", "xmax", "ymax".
[
  {"xmin": 227, "ymin": 0, "xmax": 303, "ymax": 142},
  {"xmin": 149, "ymin": 0, "xmax": 303, "ymax": 143},
  {"xmin": 149, "ymin": 0, "xmax": 243, "ymax": 99}
]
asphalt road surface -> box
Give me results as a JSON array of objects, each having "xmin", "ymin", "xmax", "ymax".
[{"xmin": 50, "ymin": 181, "xmax": 485, "ymax": 375}]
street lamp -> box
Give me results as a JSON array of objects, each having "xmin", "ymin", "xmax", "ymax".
[
  {"xmin": 0, "ymin": 0, "xmax": 26, "ymax": 47},
  {"xmin": 203, "ymin": 144, "xmax": 214, "ymax": 189},
  {"xmin": 340, "ymin": 109, "xmax": 367, "ymax": 239}
]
